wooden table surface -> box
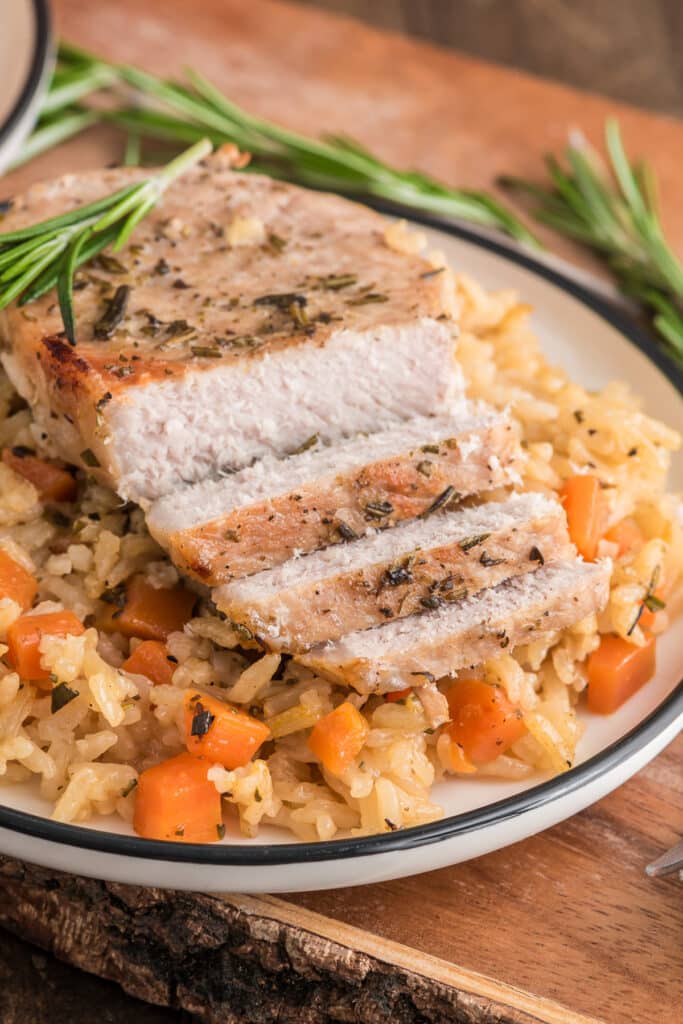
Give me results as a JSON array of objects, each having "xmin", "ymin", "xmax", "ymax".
[{"xmin": 2, "ymin": 3, "xmax": 682, "ymax": 1023}]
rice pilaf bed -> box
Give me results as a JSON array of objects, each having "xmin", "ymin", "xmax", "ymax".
[{"xmin": 0, "ymin": 273, "xmax": 680, "ymax": 842}]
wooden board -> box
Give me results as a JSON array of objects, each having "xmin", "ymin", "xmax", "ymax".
[{"xmin": 1, "ymin": 2, "xmax": 682, "ymax": 1023}]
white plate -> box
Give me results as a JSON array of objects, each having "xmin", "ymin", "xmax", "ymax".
[
  {"xmin": 1, "ymin": 219, "xmax": 681, "ymax": 892},
  {"xmin": 0, "ymin": 0, "xmax": 52, "ymax": 174}
]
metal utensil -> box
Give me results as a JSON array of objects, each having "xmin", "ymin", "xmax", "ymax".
[{"xmin": 646, "ymin": 839, "xmax": 683, "ymax": 878}]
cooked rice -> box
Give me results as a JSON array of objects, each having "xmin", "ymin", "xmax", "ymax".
[{"xmin": 0, "ymin": 272, "xmax": 680, "ymax": 841}]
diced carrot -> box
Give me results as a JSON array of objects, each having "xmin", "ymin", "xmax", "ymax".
[
  {"xmin": 0, "ymin": 549, "xmax": 37, "ymax": 611},
  {"xmin": 123, "ymin": 640, "xmax": 176, "ymax": 687},
  {"xmin": 307, "ymin": 701, "xmax": 369, "ymax": 776},
  {"xmin": 560, "ymin": 474, "xmax": 606, "ymax": 561},
  {"xmin": 604, "ymin": 517, "xmax": 644, "ymax": 556},
  {"xmin": 6, "ymin": 610, "xmax": 85, "ymax": 682},
  {"xmin": 133, "ymin": 752, "xmax": 223, "ymax": 843},
  {"xmin": 2, "ymin": 447, "xmax": 77, "ymax": 502},
  {"xmin": 587, "ymin": 634, "xmax": 656, "ymax": 714},
  {"xmin": 184, "ymin": 691, "xmax": 270, "ymax": 769},
  {"xmin": 385, "ymin": 687, "xmax": 412, "ymax": 703},
  {"xmin": 445, "ymin": 680, "xmax": 527, "ymax": 765},
  {"xmin": 97, "ymin": 575, "xmax": 196, "ymax": 640}
]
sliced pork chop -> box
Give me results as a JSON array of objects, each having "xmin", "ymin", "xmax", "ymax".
[
  {"xmin": 214, "ymin": 493, "xmax": 572, "ymax": 651},
  {"xmin": 148, "ymin": 405, "xmax": 520, "ymax": 584},
  {"xmin": 299, "ymin": 559, "xmax": 611, "ymax": 693},
  {"xmin": 0, "ymin": 150, "xmax": 461, "ymax": 501}
]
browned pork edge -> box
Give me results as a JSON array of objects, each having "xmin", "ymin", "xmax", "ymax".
[
  {"xmin": 152, "ymin": 412, "xmax": 520, "ymax": 584},
  {"xmin": 299, "ymin": 559, "xmax": 612, "ymax": 693},
  {"xmin": 216, "ymin": 497, "xmax": 572, "ymax": 651}
]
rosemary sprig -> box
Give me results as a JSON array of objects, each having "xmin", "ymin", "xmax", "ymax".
[
  {"xmin": 51, "ymin": 42, "xmax": 539, "ymax": 247},
  {"xmin": 0, "ymin": 137, "xmax": 211, "ymax": 342},
  {"xmin": 9, "ymin": 46, "xmax": 113, "ymax": 170},
  {"xmin": 12, "ymin": 109, "xmax": 101, "ymax": 169},
  {"xmin": 500, "ymin": 120, "xmax": 683, "ymax": 367}
]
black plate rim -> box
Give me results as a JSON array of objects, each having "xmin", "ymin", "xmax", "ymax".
[
  {"xmin": 0, "ymin": 0, "xmax": 52, "ymax": 157},
  {"xmin": 0, "ymin": 212, "xmax": 681, "ymax": 867}
]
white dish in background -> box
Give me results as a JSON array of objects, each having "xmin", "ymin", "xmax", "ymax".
[
  {"xmin": 0, "ymin": 0, "xmax": 52, "ymax": 175},
  {"xmin": 0, "ymin": 219, "xmax": 681, "ymax": 893}
]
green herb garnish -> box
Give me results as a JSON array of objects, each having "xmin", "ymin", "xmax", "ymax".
[
  {"xmin": 22, "ymin": 41, "xmax": 538, "ymax": 250},
  {"xmin": 0, "ymin": 137, "xmax": 211, "ymax": 344},
  {"xmin": 500, "ymin": 120, "xmax": 683, "ymax": 367}
]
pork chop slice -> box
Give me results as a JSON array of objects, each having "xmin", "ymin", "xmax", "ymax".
[
  {"xmin": 214, "ymin": 493, "xmax": 573, "ymax": 651},
  {"xmin": 147, "ymin": 405, "xmax": 520, "ymax": 584},
  {"xmin": 299, "ymin": 559, "xmax": 611, "ymax": 693},
  {"xmin": 0, "ymin": 150, "xmax": 461, "ymax": 501}
]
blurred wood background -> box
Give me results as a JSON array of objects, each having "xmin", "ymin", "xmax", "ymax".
[{"xmin": 300, "ymin": 0, "xmax": 683, "ymax": 116}]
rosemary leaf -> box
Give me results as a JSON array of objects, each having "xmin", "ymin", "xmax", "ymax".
[
  {"xmin": 58, "ymin": 227, "xmax": 93, "ymax": 345},
  {"xmin": 500, "ymin": 120, "xmax": 683, "ymax": 367},
  {"xmin": 54, "ymin": 41, "xmax": 538, "ymax": 247},
  {"xmin": 0, "ymin": 137, "xmax": 212, "ymax": 340}
]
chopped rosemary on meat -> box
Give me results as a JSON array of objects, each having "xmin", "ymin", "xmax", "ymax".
[
  {"xmin": 529, "ymin": 545, "xmax": 545, "ymax": 564},
  {"xmin": 92, "ymin": 252, "xmax": 128, "ymax": 274},
  {"xmin": 364, "ymin": 500, "xmax": 394, "ymax": 519},
  {"xmin": 416, "ymin": 460, "xmax": 433, "ymax": 476},
  {"xmin": 254, "ymin": 291, "xmax": 307, "ymax": 309},
  {"xmin": 336, "ymin": 520, "xmax": 359, "ymax": 541},
  {"xmin": 94, "ymin": 284, "xmax": 131, "ymax": 339},
  {"xmin": 291, "ymin": 434, "xmax": 319, "ymax": 455},
  {"xmin": 318, "ymin": 273, "xmax": 358, "ymax": 290},
  {"xmin": 459, "ymin": 533, "xmax": 491, "ymax": 552},
  {"xmin": 266, "ymin": 232, "xmax": 287, "ymax": 253},
  {"xmin": 479, "ymin": 551, "xmax": 506, "ymax": 567},
  {"xmin": 121, "ymin": 778, "xmax": 138, "ymax": 798},
  {"xmin": 347, "ymin": 292, "xmax": 389, "ymax": 306},
  {"xmin": 382, "ymin": 564, "xmax": 413, "ymax": 587},
  {"xmin": 163, "ymin": 318, "xmax": 198, "ymax": 341},
  {"xmin": 420, "ymin": 486, "xmax": 460, "ymax": 517},
  {"xmin": 191, "ymin": 345, "xmax": 223, "ymax": 358},
  {"xmin": 0, "ymin": 137, "xmax": 211, "ymax": 343},
  {"xmin": 80, "ymin": 448, "xmax": 100, "ymax": 467}
]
